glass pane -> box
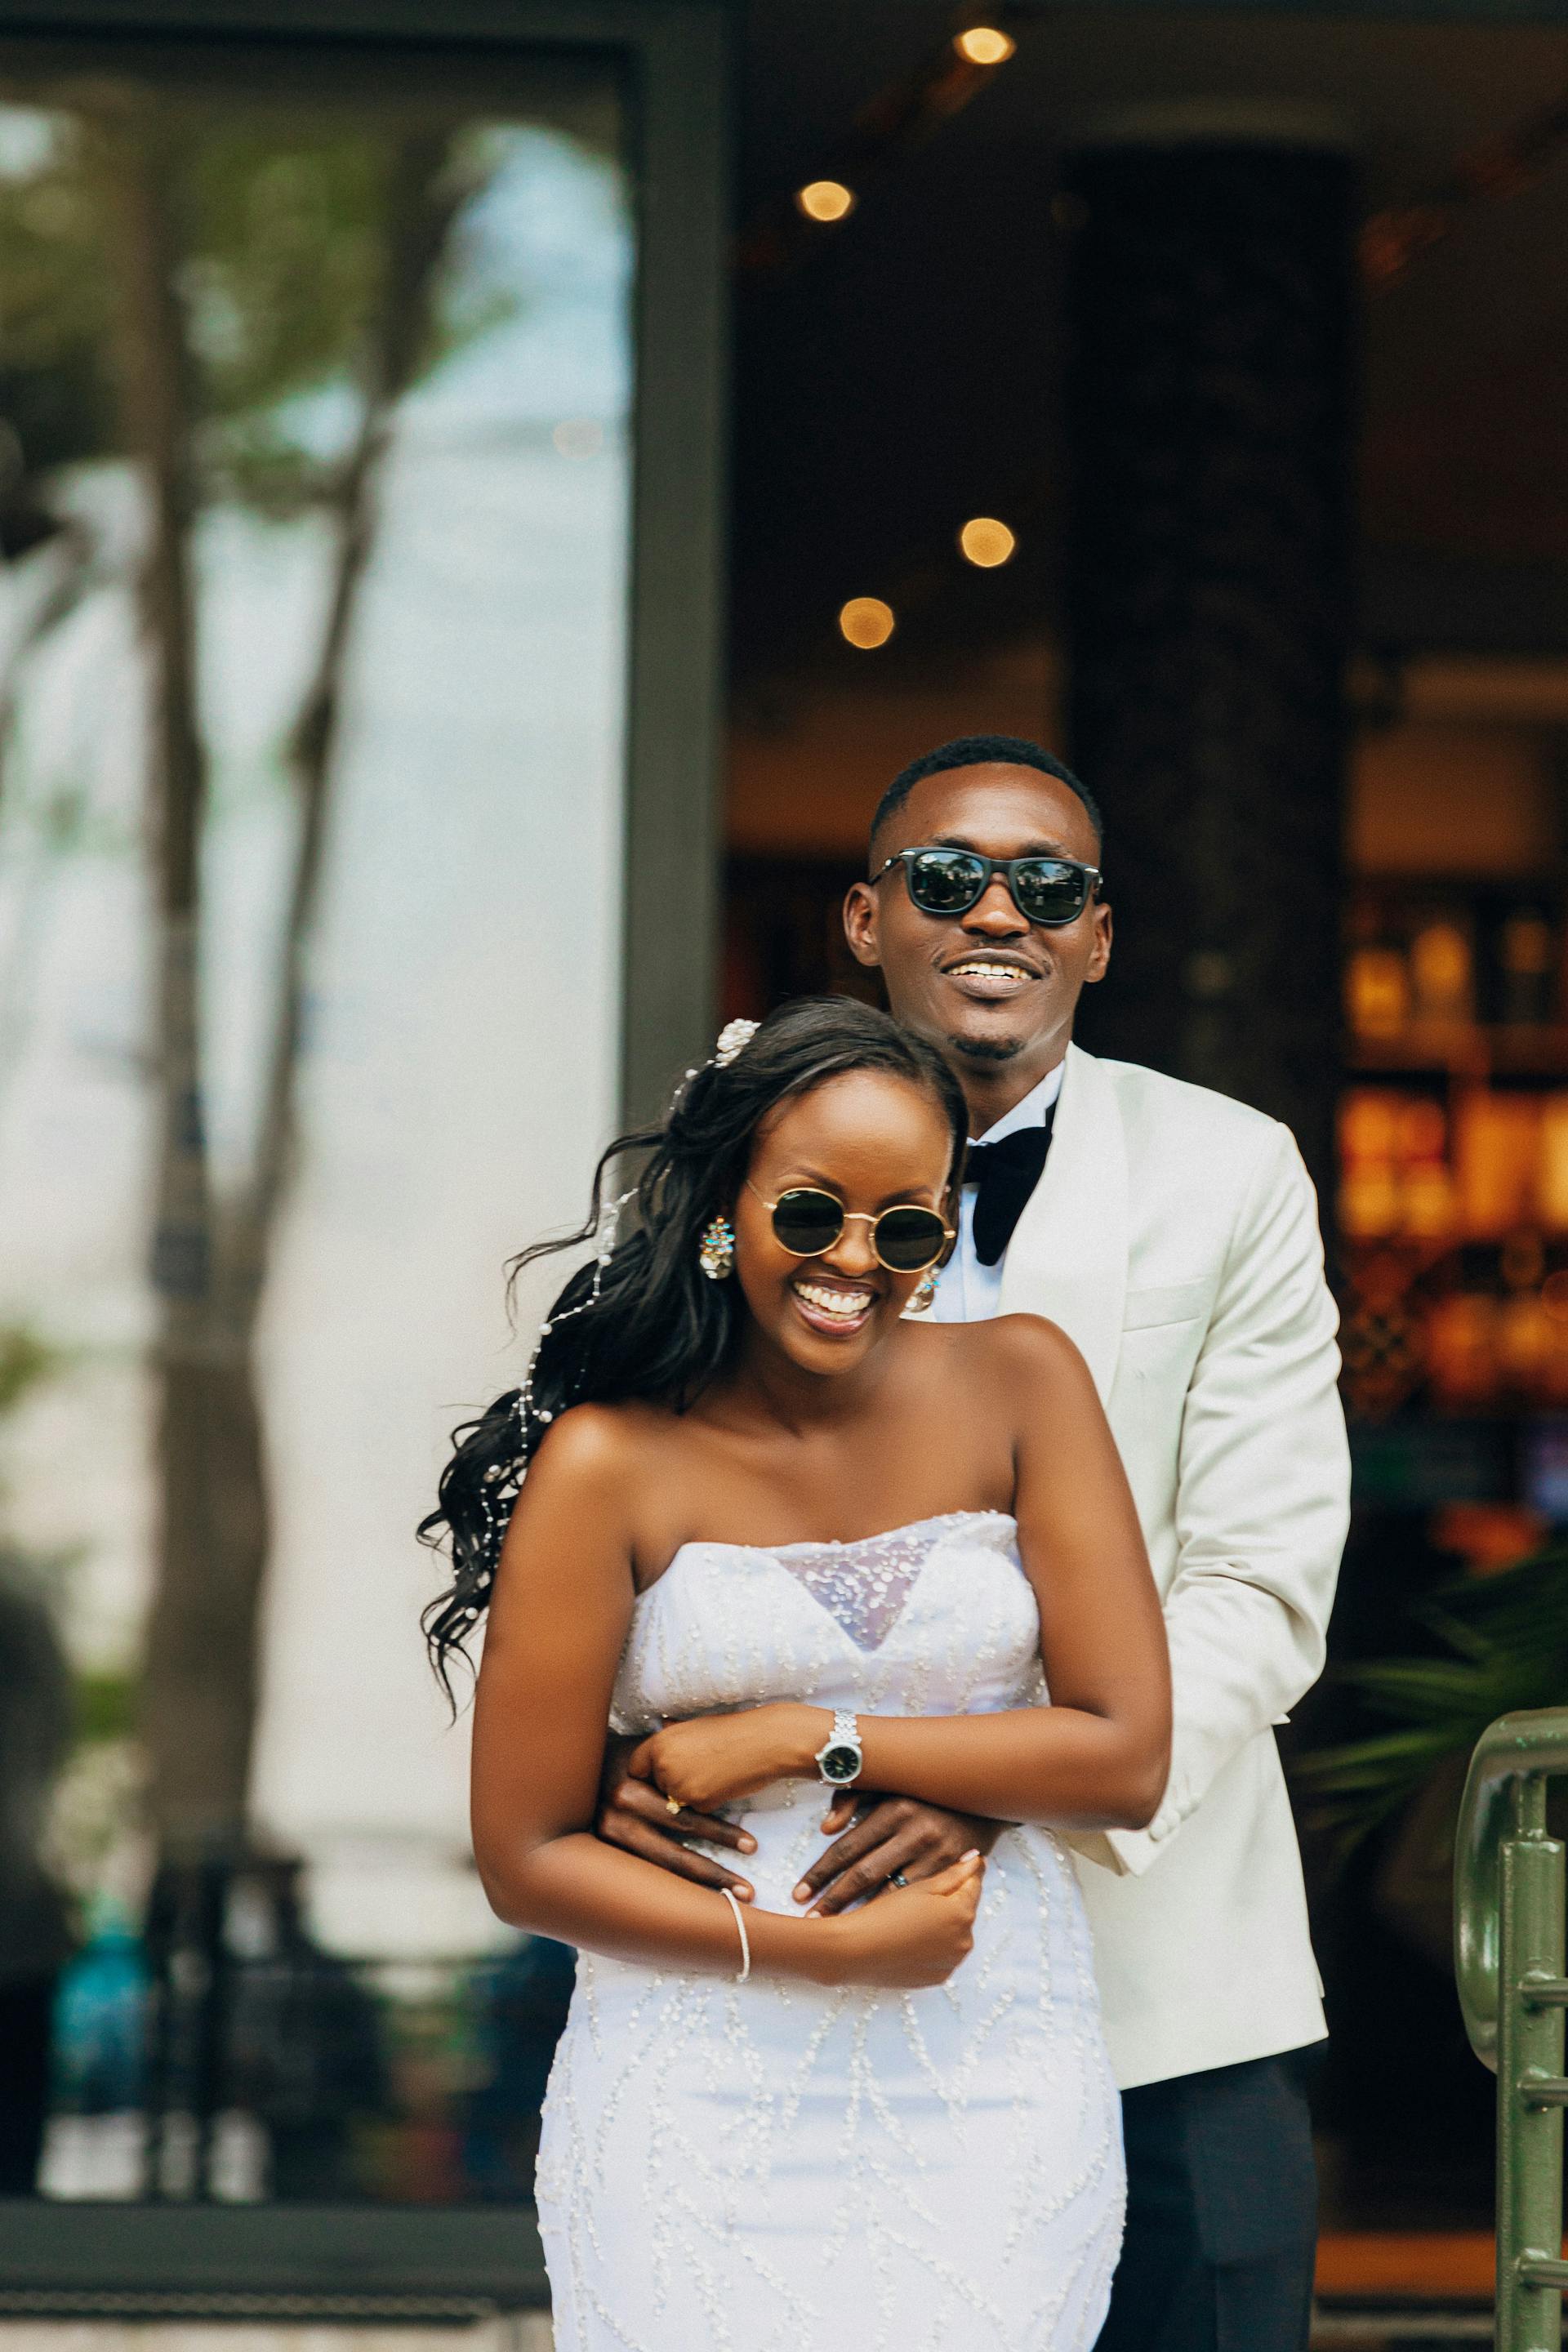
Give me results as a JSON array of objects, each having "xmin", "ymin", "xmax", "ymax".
[{"xmin": 0, "ymin": 39, "xmax": 631, "ymax": 2204}]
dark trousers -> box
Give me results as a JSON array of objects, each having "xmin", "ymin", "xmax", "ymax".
[
  {"xmin": 0, "ymin": 1976, "xmax": 58, "ymax": 2195},
  {"xmin": 1094, "ymin": 2048, "xmax": 1321, "ymax": 2352}
]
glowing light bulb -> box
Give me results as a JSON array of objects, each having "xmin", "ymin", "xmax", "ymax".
[
  {"xmin": 839, "ymin": 598, "xmax": 895, "ymax": 649},
  {"xmin": 959, "ymin": 516, "xmax": 1016, "ymax": 568},
  {"xmin": 796, "ymin": 180, "xmax": 855, "ymax": 224},
  {"xmin": 955, "ymin": 26, "xmax": 1016, "ymax": 65}
]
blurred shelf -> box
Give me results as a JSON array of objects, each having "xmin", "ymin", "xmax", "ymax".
[
  {"xmin": 1316, "ymin": 2230, "xmax": 1494, "ymax": 2303},
  {"xmin": 1311, "ymin": 2235, "xmax": 1562, "ymax": 2345},
  {"xmin": 1351, "ymin": 1026, "xmax": 1568, "ymax": 1079}
]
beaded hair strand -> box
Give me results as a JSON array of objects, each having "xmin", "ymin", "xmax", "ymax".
[{"xmin": 420, "ymin": 1180, "xmax": 636, "ymax": 1685}]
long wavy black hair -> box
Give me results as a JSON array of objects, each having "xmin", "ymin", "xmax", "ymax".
[{"xmin": 418, "ymin": 996, "xmax": 969, "ymax": 1699}]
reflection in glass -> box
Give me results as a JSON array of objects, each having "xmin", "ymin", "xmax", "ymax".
[{"xmin": 0, "ymin": 45, "xmax": 631, "ymax": 2201}]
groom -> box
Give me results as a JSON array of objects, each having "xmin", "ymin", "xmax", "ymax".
[{"xmin": 597, "ymin": 734, "xmax": 1349, "ymax": 2352}]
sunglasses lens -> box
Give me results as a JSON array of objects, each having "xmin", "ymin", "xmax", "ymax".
[
  {"xmin": 875, "ymin": 1207, "xmax": 948, "ymax": 1272},
  {"xmin": 904, "ymin": 850, "xmax": 986, "ymax": 914},
  {"xmin": 770, "ymin": 1189, "xmax": 846, "ymax": 1255},
  {"xmin": 1012, "ymin": 861, "xmax": 1089, "ymax": 925}
]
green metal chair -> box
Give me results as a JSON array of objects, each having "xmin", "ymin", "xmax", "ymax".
[{"xmin": 1455, "ymin": 1708, "xmax": 1568, "ymax": 2352}]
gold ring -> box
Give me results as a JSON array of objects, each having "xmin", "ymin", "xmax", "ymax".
[{"xmin": 666, "ymin": 1795, "xmax": 682, "ymax": 1815}]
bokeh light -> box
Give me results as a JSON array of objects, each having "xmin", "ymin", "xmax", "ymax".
[
  {"xmin": 959, "ymin": 516, "xmax": 1017, "ymax": 568},
  {"xmin": 839, "ymin": 597, "xmax": 895, "ymax": 648},
  {"xmin": 796, "ymin": 180, "xmax": 855, "ymax": 223},
  {"xmin": 954, "ymin": 27, "xmax": 1017, "ymax": 65}
]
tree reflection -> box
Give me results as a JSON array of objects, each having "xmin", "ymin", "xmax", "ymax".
[{"xmin": 0, "ymin": 78, "xmax": 509, "ymax": 2197}]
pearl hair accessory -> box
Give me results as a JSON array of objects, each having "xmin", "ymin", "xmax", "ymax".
[
  {"xmin": 673, "ymin": 1015, "xmax": 761, "ymax": 1107},
  {"xmin": 714, "ymin": 1018, "xmax": 759, "ymax": 1068}
]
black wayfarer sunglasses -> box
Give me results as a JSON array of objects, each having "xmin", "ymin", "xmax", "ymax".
[
  {"xmin": 746, "ymin": 1182, "xmax": 952, "ymax": 1273},
  {"xmin": 873, "ymin": 846, "xmax": 1102, "ymax": 928}
]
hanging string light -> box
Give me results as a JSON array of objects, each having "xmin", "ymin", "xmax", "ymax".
[
  {"xmin": 954, "ymin": 27, "xmax": 1017, "ymax": 66},
  {"xmin": 737, "ymin": 6, "xmax": 1028, "ymax": 278},
  {"xmin": 839, "ymin": 598, "xmax": 896, "ymax": 649},
  {"xmin": 1361, "ymin": 79, "xmax": 1568, "ymax": 287},
  {"xmin": 959, "ymin": 517, "xmax": 1017, "ymax": 568},
  {"xmin": 796, "ymin": 180, "xmax": 856, "ymax": 224}
]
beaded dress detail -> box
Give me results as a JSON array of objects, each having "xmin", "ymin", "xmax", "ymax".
[{"xmin": 534, "ymin": 1512, "xmax": 1124, "ymax": 2352}]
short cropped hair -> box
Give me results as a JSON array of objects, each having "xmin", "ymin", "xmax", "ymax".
[{"xmin": 869, "ymin": 734, "xmax": 1103, "ymax": 859}]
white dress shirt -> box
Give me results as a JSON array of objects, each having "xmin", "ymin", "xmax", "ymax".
[{"xmin": 929, "ymin": 1061, "xmax": 1067, "ymax": 1324}]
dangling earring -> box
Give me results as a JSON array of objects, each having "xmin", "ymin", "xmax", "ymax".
[
  {"xmin": 910, "ymin": 1268, "xmax": 938, "ymax": 1313},
  {"xmin": 698, "ymin": 1214, "xmax": 735, "ymax": 1281}
]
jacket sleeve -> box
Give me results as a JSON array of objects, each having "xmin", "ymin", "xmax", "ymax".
[{"xmin": 1086, "ymin": 1120, "xmax": 1349, "ymax": 1878}]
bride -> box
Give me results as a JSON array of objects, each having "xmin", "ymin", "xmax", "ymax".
[{"xmin": 422, "ymin": 998, "xmax": 1169, "ymax": 2352}]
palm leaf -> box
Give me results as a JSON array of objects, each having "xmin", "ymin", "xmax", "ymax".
[{"xmin": 1298, "ymin": 1544, "xmax": 1568, "ymax": 1855}]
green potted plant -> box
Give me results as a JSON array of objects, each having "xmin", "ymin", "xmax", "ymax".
[{"xmin": 1303, "ymin": 1548, "xmax": 1568, "ymax": 1854}]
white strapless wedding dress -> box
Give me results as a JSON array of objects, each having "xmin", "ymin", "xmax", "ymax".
[{"xmin": 535, "ymin": 1512, "xmax": 1124, "ymax": 2352}]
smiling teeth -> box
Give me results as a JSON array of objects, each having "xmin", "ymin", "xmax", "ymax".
[
  {"xmin": 795, "ymin": 1281, "xmax": 873, "ymax": 1319},
  {"xmin": 951, "ymin": 962, "xmax": 1027, "ymax": 980}
]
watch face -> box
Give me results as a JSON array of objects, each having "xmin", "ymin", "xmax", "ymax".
[{"xmin": 821, "ymin": 1744, "xmax": 860, "ymax": 1784}]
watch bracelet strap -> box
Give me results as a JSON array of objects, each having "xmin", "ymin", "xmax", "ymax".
[{"xmin": 817, "ymin": 1708, "xmax": 862, "ymax": 1783}]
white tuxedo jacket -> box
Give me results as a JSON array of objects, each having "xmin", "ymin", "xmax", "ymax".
[{"xmin": 1001, "ymin": 1045, "xmax": 1349, "ymax": 2090}]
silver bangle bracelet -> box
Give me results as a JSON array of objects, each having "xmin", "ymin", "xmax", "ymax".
[{"xmin": 720, "ymin": 1886, "xmax": 751, "ymax": 1984}]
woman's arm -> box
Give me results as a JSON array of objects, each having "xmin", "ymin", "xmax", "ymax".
[
  {"xmin": 468, "ymin": 1408, "xmax": 983, "ymax": 1988},
  {"xmin": 639, "ymin": 1321, "xmax": 1172, "ymax": 1833},
  {"xmin": 866, "ymin": 1315, "xmax": 1169, "ymax": 1826}
]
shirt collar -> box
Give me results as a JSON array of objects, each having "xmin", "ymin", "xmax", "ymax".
[{"xmin": 969, "ymin": 1059, "xmax": 1066, "ymax": 1152}]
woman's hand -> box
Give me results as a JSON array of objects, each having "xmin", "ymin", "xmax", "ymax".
[
  {"xmin": 826, "ymin": 1851, "xmax": 985, "ymax": 1989},
  {"xmin": 629, "ymin": 1704, "xmax": 826, "ymax": 1813}
]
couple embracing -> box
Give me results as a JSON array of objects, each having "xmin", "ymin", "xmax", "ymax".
[{"xmin": 422, "ymin": 735, "xmax": 1350, "ymax": 2352}]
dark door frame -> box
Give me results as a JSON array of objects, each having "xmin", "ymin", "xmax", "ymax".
[{"xmin": 0, "ymin": 0, "xmax": 728, "ymax": 2310}]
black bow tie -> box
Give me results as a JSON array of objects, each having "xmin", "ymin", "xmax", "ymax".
[{"xmin": 964, "ymin": 1116, "xmax": 1055, "ymax": 1267}]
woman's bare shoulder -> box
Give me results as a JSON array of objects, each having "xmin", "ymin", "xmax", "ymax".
[
  {"xmin": 526, "ymin": 1396, "xmax": 674, "ymax": 1494},
  {"xmin": 918, "ymin": 1311, "xmax": 1088, "ymax": 1368},
  {"xmin": 928, "ymin": 1312, "xmax": 1097, "ymax": 1396}
]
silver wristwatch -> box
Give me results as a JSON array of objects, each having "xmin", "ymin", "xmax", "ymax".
[{"xmin": 814, "ymin": 1708, "xmax": 863, "ymax": 1787}]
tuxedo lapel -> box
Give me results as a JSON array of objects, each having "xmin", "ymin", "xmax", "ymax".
[{"xmin": 997, "ymin": 1044, "xmax": 1128, "ymax": 1404}]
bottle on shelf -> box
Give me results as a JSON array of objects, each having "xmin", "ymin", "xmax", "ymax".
[{"xmin": 1408, "ymin": 916, "xmax": 1473, "ymax": 1029}]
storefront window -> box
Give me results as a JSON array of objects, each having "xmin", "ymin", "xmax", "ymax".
[
  {"xmin": 0, "ymin": 40, "xmax": 632, "ymax": 2204},
  {"xmin": 1340, "ymin": 730, "xmax": 1568, "ymax": 1465}
]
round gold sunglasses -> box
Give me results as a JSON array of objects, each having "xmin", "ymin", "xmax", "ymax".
[{"xmin": 746, "ymin": 1180, "xmax": 953, "ymax": 1272}]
